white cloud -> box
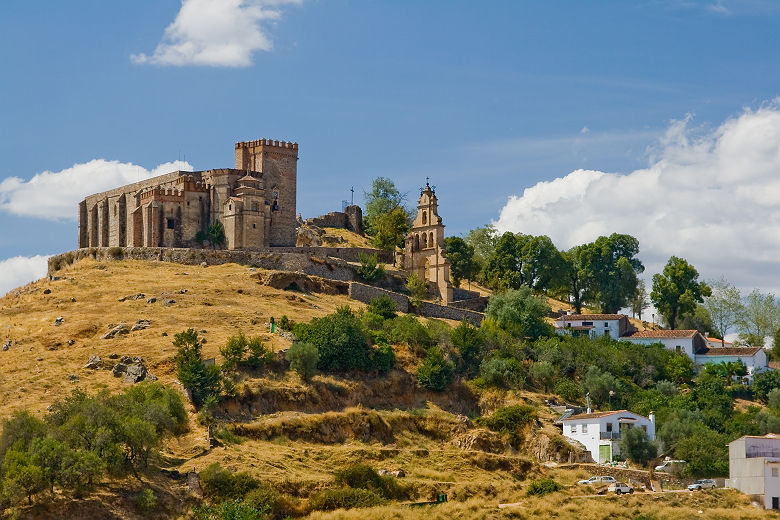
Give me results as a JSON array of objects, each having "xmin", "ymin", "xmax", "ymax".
[
  {"xmin": 0, "ymin": 160, "xmax": 192, "ymax": 221},
  {"xmin": 131, "ymin": 0, "xmax": 301, "ymax": 67},
  {"xmin": 494, "ymin": 100, "xmax": 780, "ymax": 292},
  {"xmin": 0, "ymin": 255, "xmax": 50, "ymax": 296}
]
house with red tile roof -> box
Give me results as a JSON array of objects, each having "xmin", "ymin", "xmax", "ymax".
[
  {"xmin": 560, "ymin": 409, "xmax": 656, "ymax": 463},
  {"xmin": 554, "ymin": 313, "xmax": 634, "ymax": 339}
]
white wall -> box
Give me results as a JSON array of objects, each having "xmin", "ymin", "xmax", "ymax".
[{"xmin": 622, "ymin": 337, "xmax": 695, "ymax": 360}]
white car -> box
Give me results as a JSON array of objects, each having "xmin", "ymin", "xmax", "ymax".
[
  {"xmin": 688, "ymin": 479, "xmax": 717, "ymax": 491},
  {"xmin": 607, "ymin": 481, "xmax": 634, "ymax": 495},
  {"xmin": 577, "ymin": 476, "xmax": 617, "ymax": 485},
  {"xmin": 655, "ymin": 460, "xmax": 686, "ymax": 473}
]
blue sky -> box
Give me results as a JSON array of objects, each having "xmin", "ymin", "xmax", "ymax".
[{"xmin": 2, "ymin": 0, "xmax": 780, "ymax": 294}]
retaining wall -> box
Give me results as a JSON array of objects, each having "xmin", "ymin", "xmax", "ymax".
[
  {"xmin": 348, "ymin": 282, "xmax": 410, "ymax": 313},
  {"xmin": 449, "ymin": 296, "xmax": 489, "ymax": 312},
  {"xmin": 416, "ymin": 301, "xmax": 484, "ymax": 326}
]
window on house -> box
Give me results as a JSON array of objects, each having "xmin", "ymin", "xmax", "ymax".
[
  {"xmin": 773, "ymin": 467, "xmax": 779, "ymax": 477},
  {"xmin": 606, "ymin": 423, "xmax": 613, "ymax": 432},
  {"xmin": 166, "ymin": 218, "xmax": 175, "ymax": 229},
  {"xmin": 642, "ymin": 425, "xmax": 647, "ymax": 432},
  {"xmin": 571, "ymin": 424, "xmax": 577, "ymax": 433},
  {"xmin": 604, "ymin": 330, "xmax": 610, "ymax": 338},
  {"xmin": 604, "ymin": 322, "xmax": 609, "ymax": 327},
  {"xmin": 676, "ymin": 345, "xmax": 682, "ymax": 354},
  {"xmin": 582, "ymin": 424, "xmax": 588, "ymax": 433},
  {"xmin": 229, "ymin": 204, "xmax": 232, "ymax": 210},
  {"xmin": 252, "ymin": 224, "xmax": 256, "ymax": 229},
  {"xmin": 582, "ymin": 321, "xmax": 593, "ymax": 326}
]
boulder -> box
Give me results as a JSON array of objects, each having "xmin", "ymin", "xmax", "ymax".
[
  {"xmin": 296, "ymin": 223, "xmax": 325, "ymax": 247},
  {"xmin": 146, "ymin": 297, "xmax": 157, "ymax": 304},
  {"xmin": 163, "ymin": 299, "xmax": 176, "ymax": 306},
  {"xmin": 84, "ymin": 355, "xmax": 102, "ymax": 369},
  {"xmin": 54, "ymin": 316, "xmax": 64, "ymax": 326},
  {"xmin": 112, "ymin": 363, "xmax": 127, "ymax": 377},
  {"xmin": 123, "ymin": 363, "xmax": 147, "ymax": 383},
  {"xmin": 390, "ymin": 470, "xmax": 406, "ymax": 478},
  {"xmin": 131, "ymin": 319, "xmax": 151, "ymax": 331},
  {"xmin": 68, "ymin": 374, "xmax": 79, "ymax": 382},
  {"xmin": 43, "ymin": 289, "xmax": 51, "ymax": 294},
  {"xmin": 2, "ymin": 340, "xmax": 10, "ymax": 352},
  {"xmin": 102, "ymin": 324, "xmax": 129, "ymax": 339}
]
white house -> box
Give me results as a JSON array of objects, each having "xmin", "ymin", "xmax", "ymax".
[
  {"xmin": 706, "ymin": 336, "xmax": 734, "ymax": 348},
  {"xmin": 554, "ymin": 314, "xmax": 633, "ymax": 339},
  {"xmin": 695, "ymin": 346, "xmax": 768, "ymax": 383},
  {"xmin": 560, "ymin": 410, "xmax": 655, "ymax": 464},
  {"xmin": 621, "ymin": 329, "xmax": 707, "ymax": 361},
  {"xmin": 727, "ymin": 434, "xmax": 780, "ymax": 510}
]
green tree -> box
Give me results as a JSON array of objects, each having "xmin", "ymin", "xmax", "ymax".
[
  {"xmin": 560, "ymin": 245, "xmax": 590, "ymax": 314},
  {"xmin": 665, "ymin": 353, "xmax": 694, "ymax": 384},
  {"xmin": 451, "ymin": 320, "xmax": 484, "ymax": 375},
  {"xmin": 370, "ymin": 207, "xmax": 410, "ymax": 254},
  {"xmin": 651, "ymin": 256, "xmax": 711, "ymax": 330},
  {"xmin": 582, "ymin": 366, "xmax": 620, "ymax": 408},
  {"xmin": 357, "ymin": 252, "xmax": 386, "ymax": 283},
  {"xmin": 481, "ymin": 232, "xmax": 524, "ymax": 290},
  {"xmin": 521, "ymin": 235, "xmax": 566, "ymax": 292},
  {"xmin": 618, "ymin": 427, "xmax": 657, "ymax": 466},
  {"xmin": 529, "ymin": 361, "xmax": 556, "ymax": 392},
  {"xmin": 754, "ymin": 370, "xmax": 780, "ymax": 402},
  {"xmin": 579, "ymin": 233, "xmax": 644, "ymax": 313},
  {"xmin": 208, "ymin": 219, "xmax": 226, "ymax": 249},
  {"xmin": 630, "ymin": 279, "xmax": 650, "ymax": 320},
  {"xmin": 286, "ymin": 342, "xmax": 319, "ymax": 382},
  {"xmin": 1, "ymin": 449, "xmax": 45, "ymax": 505},
  {"xmin": 484, "ymin": 287, "xmax": 553, "ymax": 341},
  {"xmin": 293, "ymin": 307, "xmax": 379, "ymax": 372},
  {"xmin": 363, "ymin": 177, "xmax": 406, "ymax": 235},
  {"xmin": 367, "ymin": 294, "xmax": 397, "ymax": 320},
  {"xmin": 221, "ymin": 332, "xmax": 249, "ymax": 373},
  {"xmin": 416, "ymin": 346, "xmax": 455, "ymax": 391},
  {"xmin": 465, "ymin": 224, "xmax": 499, "ymax": 282},
  {"xmin": 405, "ymin": 272, "xmax": 428, "ymax": 306},
  {"xmin": 674, "ymin": 430, "xmax": 729, "ymax": 477},
  {"xmin": 677, "ymin": 304, "xmax": 717, "ymax": 335},
  {"xmin": 443, "ymin": 236, "xmax": 479, "ymax": 288},
  {"xmin": 737, "ymin": 289, "xmax": 779, "ymax": 347},
  {"xmin": 173, "ymin": 329, "xmax": 222, "ymax": 408},
  {"xmin": 704, "ymin": 278, "xmax": 743, "ymax": 346}
]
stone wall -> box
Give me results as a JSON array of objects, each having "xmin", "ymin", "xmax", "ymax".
[
  {"xmin": 348, "ymin": 282, "xmax": 410, "ymax": 313},
  {"xmin": 305, "ymin": 204, "xmax": 364, "ymax": 235},
  {"xmin": 49, "ymin": 247, "xmax": 361, "ymax": 282},
  {"xmin": 449, "ymin": 296, "xmax": 489, "ymax": 312},
  {"xmin": 416, "ymin": 301, "xmax": 484, "ymax": 326}
]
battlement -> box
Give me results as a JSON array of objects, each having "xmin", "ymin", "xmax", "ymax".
[
  {"xmin": 235, "ymin": 138, "xmax": 298, "ymax": 151},
  {"xmin": 174, "ymin": 174, "xmax": 210, "ymax": 192},
  {"xmin": 139, "ymin": 186, "xmax": 185, "ymax": 203}
]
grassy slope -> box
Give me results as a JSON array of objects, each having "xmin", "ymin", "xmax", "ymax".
[{"xmin": 0, "ymin": 259, "xmax": 766, "ymax": 519}]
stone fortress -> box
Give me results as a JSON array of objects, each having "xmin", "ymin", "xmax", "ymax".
[
  {"xmin": 75, "ymin": 138, "xmax": 480, "ymax": 312},
  {"xmin": 79, "ymin": 139, "xmax": 299, "ymax": 250}
]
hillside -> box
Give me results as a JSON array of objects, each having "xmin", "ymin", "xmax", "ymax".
[{"xmin": 0, "ymin": 259, "xmax": 772, "ymax": 519}]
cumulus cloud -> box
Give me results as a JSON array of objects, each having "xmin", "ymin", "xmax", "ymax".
[
  {"xmin": 131, "ymin": 0, "xmax": 301, "ymax": 67},
  {"xmin": 494, "ymin": 100, "xmax": 780, "ymax": 292},
  {"xmin": 0, "ymin": 255, "xmax": 50, "ymax": 296},
  {"xmin": 0, "ymin": 160, "xmax": 192, "ymax": 221}
]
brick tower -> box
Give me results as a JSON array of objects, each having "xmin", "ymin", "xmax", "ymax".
[{"xmin": 235, "ymin": 139, "xmax": 299, "ymax": 246}]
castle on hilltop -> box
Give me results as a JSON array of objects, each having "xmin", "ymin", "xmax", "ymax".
[{"xmin": 78, "ymin": 139, "xmax": 298, "ymax": 249}]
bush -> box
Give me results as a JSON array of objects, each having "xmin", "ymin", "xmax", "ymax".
[
  {"xmin": 286, "ymin": 342, "xmax": 319, "ymax": 382},
  {"xmin": 193, "ymin": 499, "xmax": 267, "ymax": 520},
  {"xmin": 372, "ymin": 343, "xmax": 396, "ymax": 374},
  {"xmin": 333, "ymin": 464, "xmax": 409, "ymax": 500},
  {"xmin": 484, "ymin": 287, "xmax": 552, "ymax": 340},
  {"xmin": 525, "ymin": 477, "xmax": 561, "ymax": 497},
  {"xmin": 357, "ymin": 253, "xmax": 385, "ymax": 283},
  {"xmin": 221, "ymin": 332, "xmax": 249, "ymax": 372},
  {"xmin": 245, "ymin": 336, "xmax": 274, "ymax": 370},
  {"xmin": 367, "ymin": 295, "xmax": 397, "ymax": 320},
  {"xmin": 245, "ymin": 485, "xmax": 297, "ymax": 520},
  {"xmin": 477, "ymin": 405, "xmax": 537, "ymax": 447},
  {"xmin": 478, "ymin": 357, "xmax": 526, "ymax": 389},
  {"xmin": 384, "ymin": 315, "xmax": 433, "ymax": 349},
  {"xmin": 173, "ymin": 329, "xmax": 222, "ymax": 408},
  {"xmin": 309, "ymin": 488, "xmax": 385, "ymax": 511},
  {"xmin": 199, "ymin": 463, "xmax": 259, "ymax": 502},
  {"xmin": 529, "ymin": 361, "xmax": 556, "ymax": 392},
  {"xmin": 417, "ymin": 347, "xmax": 455, "ymax": 391},
  {"xmin": 754, "ymin": 370, "xmax": 780, "ymax": 402},
  {"xmin": 136, "ymin": 488, "xmax": 157, "ymax": 511},
  {"xmin": 405, "ymin": 272, "xmax": 428, "ymax": 305},
  {"xmin": 618, "ymin": 426, "xmax": 657, "ymax": 466},
  {"xmin": 674, "ymin": 430, "xmax": 730, "ymax": 477},
  {"xmin": 451, "ymin": 320, "xmax": 484, "ymax": 375},
  {"xmin": 294, "ymin": 307, "xmax": 382, "ymax": 372},
  {"xmin": 553, "ymin": 378, "xmax": 583, "ymax": 402},
  {"xmin": 278, "ymin": 315, "xmax": 295, "ymax": 332}
]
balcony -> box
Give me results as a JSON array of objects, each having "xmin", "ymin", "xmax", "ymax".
[{"xmin": 600, "ymin": 432, "xmax": 621, "ymax": 440}]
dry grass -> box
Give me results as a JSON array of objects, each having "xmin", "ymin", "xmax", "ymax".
[{"xmin": 321, "ymin": 228, "xmax": 372, "ymax": 248}]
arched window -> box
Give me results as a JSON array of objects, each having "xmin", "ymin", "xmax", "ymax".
[
  {"xmin": 272, "ymin": 188, "xmax": 279, "ymax": 211},
  {"xmin": 422, "ymin": 233, "xmax": 427, "ymax": 248},
  {"xmin": 430, "ymin": 232, "xmax": 434, "ymax": 246},
  {"xmin": 422, "ymin": 211, "xmax": 427, "ymax": 225},
  {"xmin": 252, "ymin": 202, "xmax": 259, "ymax": 211}
]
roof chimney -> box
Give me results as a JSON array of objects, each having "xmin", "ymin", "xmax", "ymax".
[
  {"xmin": 586, "ymin": 392, "xmax": 592, "ymax": 414},
  {"xmin": 649, "ymin": 411, "xmax": 655, "ymax": 423}
]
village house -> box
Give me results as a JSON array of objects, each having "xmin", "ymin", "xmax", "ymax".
[
  {"xmin": 560, "ymin": 409, "xmax": 656, "ymax": 464},
  {"xmin": 621, "ymin": 329, "xmax": 708, "ymax": 359},
  {"xmin": 695, "ymin": 346, "xmax": 768, "ymax": 382},
  {"xmin": 727, "ymin": 434, "xmax": 780, "ymax": 510},
  {"xmin": 554, "ymin": 313, "xmax": 633, "ymax": 339}
]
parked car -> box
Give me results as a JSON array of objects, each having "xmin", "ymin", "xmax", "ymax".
[
  {"xmin": 577, "ymin": 476, "xmax": 617, "ymax": 485},
  {"xmin": 655, "ymin": 460, "xmax": 687, "ymax": 473},
  {"xmin": 688, "ymin": 479, "xmax": 717, "ymax": 491},
  {"xmin": 607, "ymin": 482, "xmax": 634, "ymax": 495}
]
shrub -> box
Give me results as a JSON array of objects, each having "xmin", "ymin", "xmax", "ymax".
[
  {"xmin": 529, "ymin": 361, "xmax": 556, "ymax": 392},
  {"xmin": 136, "ymin": 488, "xmax": 157, "ymax": 511},
  {"xmin": 357, "ymin": 253, "xmax": 385, "ymax": 283},
  {"xmin": 244, "ymin": 484, "xmax": 298, "ymax": 520},
  {"xmin": 199, "ymin": 463, "xmax": 259, "ymax": 502},
  {"xmin": 245, "ymin": 337, "xmax": 274, "ymax": 370},
  {"xmin": 221, "ymin": 332, "xmax": 249, "ymax": 372},
  {"xmin": 417, "ymin": 347, "xmax": 455, "ymax": 391},
  {"xmin": 451, "ymin": 321, "xmax": 484, "ymax": 375},
  {"xmin": 478, "ymin": 357, "xmax": 526, "ymax": 389},
  {"xmin": 384, "ymin": 315, "xmax": 433, "ymax": 349},
  {"xmin": 553, "ymin": 378, "xmax": 583, "ymax": 402},
  {"xmin": 293, "ymin": 307, "xmax": 375, "ymax": 372},
  {"xmin": 309, "ymin": 488, "xmax": 385, "ymax": 511},
  {"xmin": 173, "ymin": 329, "xmax": 222, "ymax": 407},
  {"xmin": 525, "ymin": 477, "xmax": 561, "ymax": 497},
  {"xmin": 618, "ymin": 426, "xmax": 657, "ymax": 466},
  {"xmin": 754, "ymin": 370, "xmax": 780, "ymax": 402},
  {"xmin": 278, "ymin": 315, "xmax": 294, "ymax": 332},
  {"xmin": 477, "ymin": 405, "xmax": 537, "ymax": 447},
  {"xmin": 371, "ymin": 343, "xmax": 396, "ymax": 374},
  {"xmin": 286, "ymin": 342, "xmax": 319, "ymax": 382},
  {"xmin": 484, "ymin": 287, "xmax": 553, "ymax": 341},
  {"xmin": 193, "ymin": 499, "xmax": 267, "ymax": 520},
  {"xmin": 361, "ymin": 311, "xmax": 386, "ymax": 331},
  {"xmin": 367, "ymin": 295, "xmax": 397, "ymax": 320},
  {"xmin": 405, "ymin": 272, "xmax": 428, "ymax": 305},
  {"xmin": 333, "ymin": 464, "xmax": 409, "ymax": 500}
]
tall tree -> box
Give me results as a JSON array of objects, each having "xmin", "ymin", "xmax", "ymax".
[
  {"xmin": 737, "ymin": 289, "xmax": 779, "ymax": 347},
  {"xmin": 703, "ymin": 278, "xmax": 743, "ymax": 347},
  {"xmin": 465, "ymin": 224, "xmax": 498, "ymax": 283},
  {"xmin": 481, "ymin": 232, "xmax": 524, "ymax": 290},
  {"xmin": 630, "ymin": 279, "xmax": 650, "ymax": 320},
  {"xmin": 677, "ymin": 304, "xmax": 717, "ymax": 336},
  {"xmin": 561, "ymin": 245, "xmax": 590, "ymax": 314},
  {"xmin": 520, "ymin": 235, "xmax": 566, "ymax": 292},
  {"xmin": 363, "ymin": 177, "xmax": 406, "ymax": 235},
  {"xmin": 579, "ymin": 233, "xmax": 644, "ymax": 313},
  {"xmin": 443, "ymin": 236, "xmax": 478, "ymax": 288},
  {"xmin": 370, "ymin": 207, "xmax": 410, "ymax": 254},
  {"xmin": 651, "ymin": 256, "xmax": 711, "ymax": 330}
]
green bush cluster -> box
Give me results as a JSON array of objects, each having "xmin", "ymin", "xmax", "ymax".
[
  {"xmin": 357, "ymin": 253, "xmax": 386, "ymax": 284},
  {"xmin": 416, "ymin": 346, "xmax": 455, "ymax": 391},
  {"xmin": 286, "ymin": 342, "xmax": 319, "ymax": 382},
  {"xmin": 476, "ymin": 405, "xmax": 537, "ymax": 447},
  {"xmin": 525, "ymin": 477, "xmax": 561, "ymax": 497},
  {"xmin": 0, "ymin": 384, "xmax": 187, "ymax": 506}
]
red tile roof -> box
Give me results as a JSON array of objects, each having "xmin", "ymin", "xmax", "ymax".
[
  {"xmin": 559, "ymin": 314, "xmax": 626, "ymax": 321},
  {"xmin": 700, "ymin": 346, "xmax": 763, "ymax": 356},
  {"xmin": 625, "ymin": 329, "xmax": 699, "ymax": 339},
  {"xmin": 563, "ymin": 409, "xmax": 648, "ymax": 421}
]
